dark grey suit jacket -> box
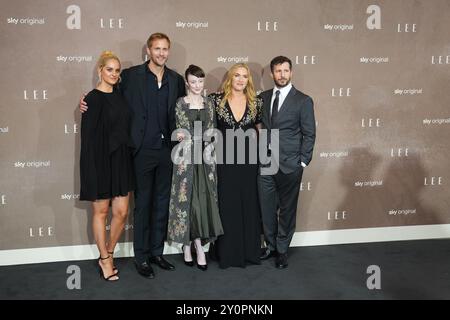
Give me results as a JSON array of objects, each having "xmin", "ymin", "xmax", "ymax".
[
  {"xmin": 119, "ymin": 62, "xmax": 186, "ymax": 154},
  {"xmin": 259, "ymin": 86, "xmax": 316, "ymax": 174}
]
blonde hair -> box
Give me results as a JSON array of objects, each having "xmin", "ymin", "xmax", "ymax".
[
  {"xmin": 220, "ymin": 63, "xmax": 256, "ymax": 117},
  {"xmin": 97, "ymin": 50, "xmax": 121, "ymax": 72},
  {"xmin": 147, "ymin": 32, "xmax": 171, "ymax": 49}
]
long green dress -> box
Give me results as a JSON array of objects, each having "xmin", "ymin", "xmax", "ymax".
[{"xmin": 167, "ymin": 96, "xmax": 223, "ymax": 245}]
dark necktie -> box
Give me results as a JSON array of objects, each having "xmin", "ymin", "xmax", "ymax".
[{"xmin": 271, "ymin": 90, "xmax": 281, "ymax": 127}]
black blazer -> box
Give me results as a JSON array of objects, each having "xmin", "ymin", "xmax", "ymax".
[
  {"xmin": 119, "ymin": 62, "xmax": 186, "ymax": 154},
  {"xmin": 259, "ymin": 86, "xmax": 316, "ymax": 174}
]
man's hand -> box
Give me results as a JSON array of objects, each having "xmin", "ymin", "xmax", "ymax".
[{"xmin": 79, "ymin": 94, "xmax": 88, "ymax": 113}]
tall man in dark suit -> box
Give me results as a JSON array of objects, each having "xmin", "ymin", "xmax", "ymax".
[
  {"xmin": 258, "ymin": 56, "xmax": 316, "ymax": 269},
  {"xmin": 81, "ymin": 33, "xmax": 185, "ymax": 278},
  {"xmin": 122, "ymin": 33, "xmax": 185, "ymax": 278}
]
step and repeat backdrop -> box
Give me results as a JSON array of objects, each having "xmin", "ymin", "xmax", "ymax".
[{"xmin": 1, "ymin": 0, "xmax": 449, "ymax": 263}]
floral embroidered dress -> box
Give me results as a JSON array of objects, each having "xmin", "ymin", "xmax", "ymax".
[{"xmin": 167, "ymin": 96, "xmax": 223, "ymax": 245}]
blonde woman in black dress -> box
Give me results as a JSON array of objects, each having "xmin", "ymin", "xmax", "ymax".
[
  {"xmin": 208, "ymin": 63, "xmax": 263, "ymax": 268},
  {"xmin": 80, "ymin": 51, "xmax": 135, "ymax": 281}
]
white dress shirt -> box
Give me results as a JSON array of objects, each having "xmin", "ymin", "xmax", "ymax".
[{"xmin": 270, "ymin": 83, "xmax": 292, "ymax": 115}]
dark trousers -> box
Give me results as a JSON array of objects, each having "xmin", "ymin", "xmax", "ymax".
[
  {"xmin": 133, "ymin": 146, "xmax": 172, "ymax": 263},
  {"xmin": 258, "ymin": 167, "xmax": 303, "ymax": 254}
]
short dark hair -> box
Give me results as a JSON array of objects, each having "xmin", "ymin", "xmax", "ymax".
[
  {"xmin": 185, "ymin": 64, "xmax": 205, "ymax": 80},
  {"xmin": 270, "ymin": 56, "xmax": 292, "ymax": 72}
]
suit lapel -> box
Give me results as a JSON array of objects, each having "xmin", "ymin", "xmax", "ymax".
[
  {"xmin": 167, "ymin": 69, "xmax": 175, "ymax": 115},
  {"xmin": 263, "ymin": 90, "xmax": 272, "ymax": 128},
  {"xmin": 278, "ymin": 86, "xmax": 297, "ymax": 114},
  {"xmin": 137, "ymin": 63, "xmax": 148, "ymax": 112}
]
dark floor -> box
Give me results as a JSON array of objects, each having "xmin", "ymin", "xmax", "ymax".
[{"xmin": 1, "ymin": 239, "xmax": 449, "ymax": 300}]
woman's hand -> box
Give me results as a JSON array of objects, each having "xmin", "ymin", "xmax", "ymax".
[
  {"xmin": 79, "ymin": 94, "xmax": 88, "ymax": 113},
  {"xmin": 177, "ymin": 132, "xmax": 185, "ymax": 142}
]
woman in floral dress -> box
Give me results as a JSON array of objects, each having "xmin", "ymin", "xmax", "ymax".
[{"xmin": 167, "ymin": 65, "xmax": 223, "ymax": 270}]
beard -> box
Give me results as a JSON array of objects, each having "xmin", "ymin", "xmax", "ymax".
[
  {"xmin": 274, "ymin": 78, "xmax": 291, "ymax": 88},
  {"xmin": 151, "ymin": 56, "xmax": 167, "ymax": 67}
]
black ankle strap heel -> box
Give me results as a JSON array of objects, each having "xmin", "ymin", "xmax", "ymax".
[{"xmin": 98, "ymin": 255, "xmax": 119, "ymax": 281}]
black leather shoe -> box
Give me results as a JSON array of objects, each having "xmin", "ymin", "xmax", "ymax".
[
  {"xmin": 134, "ymin": 260, "xmax": 155, "ymax": 279},
  {"xmin": 260, "ymin": 248, "xmax": 277, "ymax": 260},
  {"xmin": 275, "ymin": 253, "xmax": 288, "ymax": 269},
  {"xmin": 149, "ymin": 255, "xmax": 175, "ymax": 271}
]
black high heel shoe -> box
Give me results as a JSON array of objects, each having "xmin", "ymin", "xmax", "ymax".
[
  {"xmin": 98, "ymin": 255, "xmax": 119, "ymax": 281},
  {"xmin": 108, "ymin": 251, "xmax": 119, "ymax": 275},
  {"xmin": 197, "ymin": 263, "xmax": 208, "ymax": 271},
  {"xmin": 193, "ymin": 243, "xmax": 208, "ymax": 271},
  {"xmin": 182, "ymin": 244, "xmax": 194, "ymax": 267},
  {"xmin": 96, "ymin": 251, "xmax": 119, "ymax": 275}
]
